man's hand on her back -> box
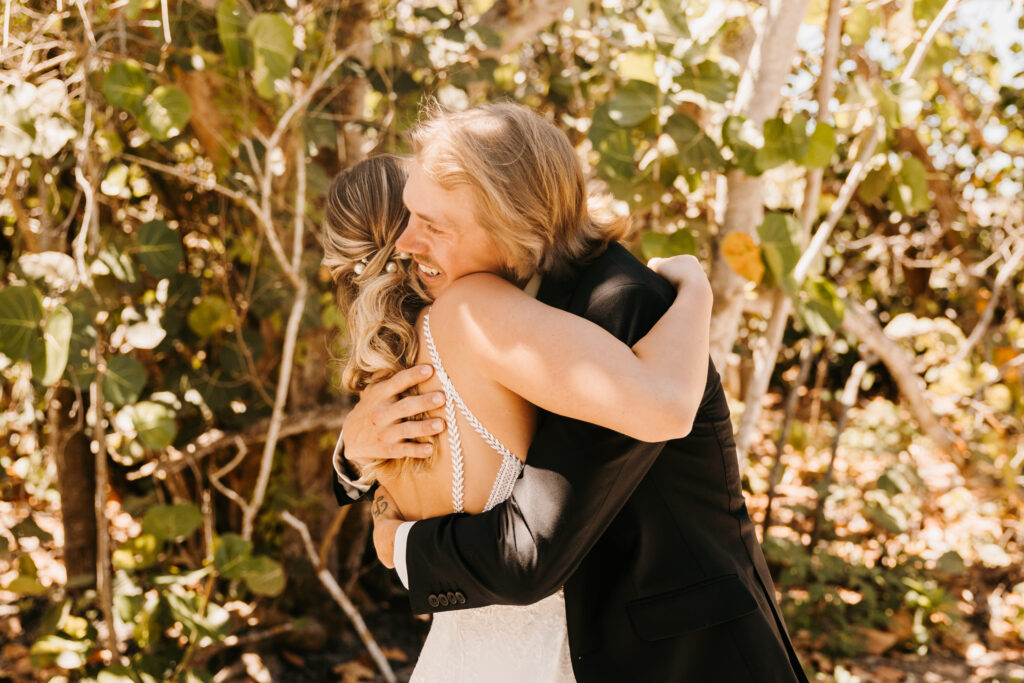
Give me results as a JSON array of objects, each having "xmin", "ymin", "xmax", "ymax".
[{"xmin": 343, "ymin": 364, "xmax": 446, "ymax": 469}]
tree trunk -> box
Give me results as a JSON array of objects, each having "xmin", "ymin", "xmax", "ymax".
[
  {"xmin": 733, "ymin": 0, "xmax": 843, "ymax": 459},
  {"xmin": 709, "ymin": 0, "xmax": 810, "ymax": 373},
  {"xmin": 51, "ymin": 387, "xmax": 97, "ymax": 585}
]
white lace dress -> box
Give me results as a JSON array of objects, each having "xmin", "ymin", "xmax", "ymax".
[{"xmin": 409, "ymin": 313, "xmax": 577, "ymax": 683}]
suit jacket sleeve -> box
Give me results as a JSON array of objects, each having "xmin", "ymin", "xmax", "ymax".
[{"xmin": 404, "ymin": 278, "xmax": 677, "ymax": 612}]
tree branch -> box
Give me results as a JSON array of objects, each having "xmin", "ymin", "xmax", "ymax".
[
  {"xmin": 281, "ymin": 512, "xmax": 397, "ymax": 683},
  {"xmin": 130, "ymin": 402, "xmax": 352, "ymax": 480},
  {"xmin": 841, "ymin": 298, "xmax": 964, "ymax": 460},
  {"xmin": 953, "ymin": 238, "xmax": 1024, "ymax": 364}
]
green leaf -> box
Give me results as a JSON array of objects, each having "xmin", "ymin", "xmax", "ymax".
[
  {"xmin": 657, "ymin": 0, "xmax": 690, "ymax": 36},
  {"xmin": 756, "ymin": 115, "xmax": 809, "ymax": 172},
  {"xmin": 132, "ymin": 401, "xmax": 178, "ymax": 449},
  {"xmin": 98, "ymin": 666, "xmax": 139, "ymax": 683},
  {"xmin": 137, "ymin": 220, "xmax": 183, "ymax": 278},
  {"xmin": 675, "ymin": 61, "xmax": 736, "ymax": 104},
  {"xmin": 31, "ymin": 305, "xmax": 72, "ymax": 386},
  {"xmin": 139, "ymin": 86, "xmax": 191, "ymax": 140},
  {"xmin": 102, "ymin": 355, "xmax": 147, "ymax": 407},
  {"xmin": 857, "ymin": 166, "xmax": 891, "ymax": 204},
  {"xmin": 217, "ymin": 0, "xmax": 252, "ymax": 70},
  {"xmin": 247, "ymin": 13, "xmax": 297, "ymax": 99},
  {"xmin": 722, "ymin": 115, "xmax": 760, "ymax": 176},
  {"xmin": 214, "ymin": 533, "xmax": 253, "ymax": 580},
  {"xmin": 641, "ymin": 228, "xmax": 697, "ymax": 260},
  {"xmin": 935, "ymin": 550, "xmax": 966, "ymax": 575},
  {"xmin": 12, "ymin": 515, "xmax": 53, "ymax": 542},
  {"xmin": 800, "ymin": 122, "xmax": 836, "ymax": 169},
  {"xmin": 240, "ymin": 555, "xmax": 286, "ymax": 596},
  {"xmin": 188, "ymin": 295, "xmax": 234, "ymax": 337},
  {"xmin": 873, "ymin": 81, "xmax": 900, "ymax": 128},
  {"xmin": 113, "ymin": 533, "xmax": 161, "ymax": 570},
  {"xmin": 30, "ymin": 634, "xmax": 91, "ymax": 668},
  {"xmin": 606, "ymin": 80, "xmax": 660, "ymax": 127},
  {"xmin": 914, "ymin": 0, "xmax": 947, "ymax": 24},
  {"xmin": 795, "ymin": 277, "xmax": 844, "ymax": 335},
  {"xmin": 165, "ymin": 591, "xmax": 230, "ymax": 641},
  {"xmin": 845, "ymin": 4, "xmax": 876, "ymax": 44},
  {"xmin": 664, "ymin": 113, "xmax": 724, "ymax": 172},
  {"xmin": 142, "ymin": 503, "xmax": 202, "ymax": 542},
  {"xmin": 757, "ymin": 213, "xmax": 802, "ymax": 296},
  {"xmin": 0, "ymin": 285, "xmax": 43, "ymax": 360},
  {"xmin": 893, "ymin": 81, "xmax": 923, "ymax": 125},
  {"xmin": 894, "ymin": 156, "xmax": 931, "ymax": 215},
  {"xmin": 103, "ymin": 60, "xmax": 150, "ymax": 114},
  {"xmin": 179, "ymin": 669, "xmax": 215, "ymax": 683},
  {"xmin": 101, "ymin": 163, "xmax": 130, "ymax": 197},
  {"xmin": 617, "ymin": 50, "xmax": 657, "ymax": 84},
  {"xmin": 97, "ymin": 244, "xmax": 138, "ymax": 283}
]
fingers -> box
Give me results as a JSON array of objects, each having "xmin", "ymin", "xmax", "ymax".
[
  {"xmin": 392, "ymin": 415, "xmax": 445, "ymax": 441},
  {"xmin": 368, "ymin": 364, "xmax": 434, "ymax": 400},
  {"xmin": 380, "ymin": 391, "xmax": 445, "ymax": 424},
  {"xmin": 384, "ymin": 439, "xmax": 436, "ymax": 460}
]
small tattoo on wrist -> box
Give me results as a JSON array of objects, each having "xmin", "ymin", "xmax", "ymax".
[{"xmin": 372, "ymin": 497, "xmax": 389, "ymax": 519}]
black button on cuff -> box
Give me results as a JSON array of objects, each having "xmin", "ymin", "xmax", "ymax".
[
  {"xmin": 454, "ymin": 591, "xmax": 466, "ymax": 604},
  {"xmin": 438, "ymin": 594, "xmax": 450, "ymax": 607},
  {"xmin": 427, "ymin": 595, "xmax": 439, "ymax": 608}
]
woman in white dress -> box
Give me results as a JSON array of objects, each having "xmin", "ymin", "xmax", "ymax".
[{"xmin": 321, "ymin": 154, "xmax": 712, "ymax": 683}]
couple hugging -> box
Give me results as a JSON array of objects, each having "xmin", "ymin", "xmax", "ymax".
[{"xmin": 322, "ymin": 102, "xmax": 807, "ymax": 683}]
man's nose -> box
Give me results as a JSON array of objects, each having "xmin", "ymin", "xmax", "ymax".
[{"xmin": 396, "ymin": 220, "xmax": 423, "ymax": 254}]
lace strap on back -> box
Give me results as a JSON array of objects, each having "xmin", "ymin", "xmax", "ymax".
[
  {"xmin": 423, "ymin": 314, "xmax": 519, "ymax": 462},
  {"xmin": 423, "ymin": 311, "xmax": 522, "ymax": 513},
  {"xmin": 483, "ymin": 453, "xmax": 524, "ymax": 512},
  {"xmin": 423, "ymin": 312, "xmax": 466, "ymax": 513}
]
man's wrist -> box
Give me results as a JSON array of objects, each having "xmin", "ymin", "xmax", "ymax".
[{"xmin": 331, "ymin": 428, "xmax": 363, "ymax": 480}]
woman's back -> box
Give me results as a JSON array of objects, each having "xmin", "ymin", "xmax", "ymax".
[{"xmin": 376, "ymin": 299, "xmax": 536, "ymax": 520}]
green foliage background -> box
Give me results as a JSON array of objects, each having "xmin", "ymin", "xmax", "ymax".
[{"xmin": 1, "ymin": 0, "xmax": 1023, "ymax": 680}]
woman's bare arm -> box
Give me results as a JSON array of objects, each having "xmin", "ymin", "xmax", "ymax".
[{"xmin": 428, "ymin": 255, "xmax": 712, "ymax": 442}]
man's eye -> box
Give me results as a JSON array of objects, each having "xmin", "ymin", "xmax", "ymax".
[{"xmin": 425, "ymin": 223, "xmax": 441, "ymax": 235}]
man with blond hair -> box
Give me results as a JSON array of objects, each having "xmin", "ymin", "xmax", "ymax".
[{"xmin": 332, "ymin": 102, "xmax": 806, "ymax": 682}]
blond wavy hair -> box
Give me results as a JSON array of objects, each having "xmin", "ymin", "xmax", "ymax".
[
  {"xmin": 321, "ymin": 155, "xmax": 434, "ymax": 481},
  {"xmin": 409, "ymin": 101, "xmax": 629, "ymax": 280}
]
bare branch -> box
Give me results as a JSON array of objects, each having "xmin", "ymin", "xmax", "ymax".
[
  {"xmin": 208, "ymin": 438, "xmax": 250, "ymax": 513},
  {"xmin": 121, "ymin": 153, "xmax": 250, "ymax": 204},
  {"xmin": 241, "ymin": 281, "xmax": 308, "ymax": 541},
  {"xmin": 131, "ymin": 402, "xmax": 352, "ymax": 480},
  {"xmin": 90, "ymin": 344, "xmax": 120, "ymax": 657},
  {"xmin": 954, "ymin": 239, "xmax": 1024, "ymax": 364},
  {"xmin": 794, "ymin": 0, "xmax": 963, "ymax": 286},
  {"xmin": 469, "ymin": 0, "xmax": 572, "ymax": 60},
  {"xmin": 841, "ymin": 298, "xmax": 964, "ymax": 460},
  {"xmin": 280, "ymin": 512, "xmax": 397, "ymax": 683}
]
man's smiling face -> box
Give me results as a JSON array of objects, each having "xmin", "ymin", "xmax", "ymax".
[{"xmin": 397, "ymin": 159, "xmax": 509, "ymax": 297}]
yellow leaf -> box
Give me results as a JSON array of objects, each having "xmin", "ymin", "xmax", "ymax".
[
  {"xmin": 720, "ymin": 232, "xmax": 764, "ymax": 284},
  {"xmin": 994, "ymin": 346, "xmax": 1018, "ymax": 382}
]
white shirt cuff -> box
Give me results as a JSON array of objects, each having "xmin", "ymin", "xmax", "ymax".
[
  {"xmin": 332, "ymin": 428, "xmax": 373, "ymax": 495},
  {"xmin": 394, "ymin": 521, "xmax": 414, "ymax": 589}
]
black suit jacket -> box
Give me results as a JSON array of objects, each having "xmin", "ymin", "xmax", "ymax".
[{"xmin": 338, "ymin": 244, "xmax": 807, "ymax": 682}]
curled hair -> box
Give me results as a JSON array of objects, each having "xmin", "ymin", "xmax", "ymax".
[
  {"xmin": 409, "ymin": 101, "xmax": 629, "ymax": 280},
  {"xmin": 321, "ymin": 155, "xmax": 434, "ymax": 481}
]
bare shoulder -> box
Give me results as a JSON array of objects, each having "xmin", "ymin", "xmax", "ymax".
[
  {"xmin": 425, "ymin": 274, "xmax": 540, "ymax": 364},
  {"xmin": 429, "ymin": 273, "xmax": 528, "ymax": 327}
]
